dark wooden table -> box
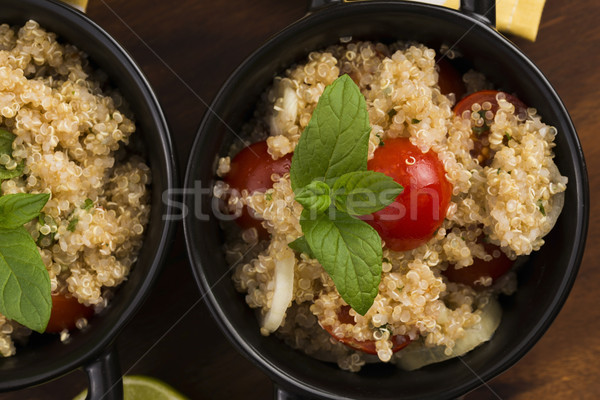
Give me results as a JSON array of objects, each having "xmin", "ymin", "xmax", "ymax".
[{"xmin": 3, "ymin": 0, "xmax": 599, "ymax": 398}]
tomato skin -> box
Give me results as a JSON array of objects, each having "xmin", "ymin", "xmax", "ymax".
[
  {"xmin": 453, "ymin": 90, "xmax": 528, "ymax": 166},
  {"xmin": 443, "ymin": 243, "xmax": 514, "ymax": 289},
  {"xmin": 362, "ymin": 138, "xmax": 452, "ymax": 252},
  {"xmin": 45, "ymin": 294, "xmax": 94, "ymax": 333},
  {"xmin": 437, "ymin": 58, "xmax": 466, "ymax": 99},
  {"xmin": 454, "ymin": 90, "xmax": 527, "ymax": 118},
  {"xmin": 321, "ymin": 305, "xmax": 411, "ymax": 355},
  {"xmin": 224, "ymin": 140, "xmax": 292, "ymax": 235}
]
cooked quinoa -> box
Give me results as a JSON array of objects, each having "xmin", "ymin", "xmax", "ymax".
[
  {"xmin": 215, "ymin": 41, "xmax": 567, "ymax": 371},
  {"xmin": 0, "ymin": 21, "xmax": 150, "ymax": 356}
]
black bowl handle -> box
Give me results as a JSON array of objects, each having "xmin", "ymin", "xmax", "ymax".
[
  {"xmin": 460, "ymin": 0, "xmax": 496, "ymax": 27},
  {"xmin": 307, "ymin": 0, "xmax": 496, "ymax": 28},
  {"xmin": 83, "ymin": 346, "xmax": 123, "ymax": 400}
]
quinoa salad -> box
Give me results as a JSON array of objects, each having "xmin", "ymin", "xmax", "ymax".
[
  {"xmin": 214, "ymin": 40, "xmax": 567, "ymax": 372},
  {"xmin": 0, "ymin": 21, "xmax": 150, "ymax": 356}
]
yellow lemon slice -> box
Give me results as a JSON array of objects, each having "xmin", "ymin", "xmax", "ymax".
[
  {"xmin": 73, "ymin": 375, "xmax": 189, "ymax": 400},
  {"xmin": 59, "ymin": 0, "xmax": 88, "ymax": 12}
]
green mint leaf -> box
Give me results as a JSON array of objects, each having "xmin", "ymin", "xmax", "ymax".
[
  {"xmin": 332, "ymin": 171, "xmax": 403, "ymax": 216},
  {"xmin": 81, "ymin": 198, "xmax": 94, "ymax": 211},
  {"xmin": 301, "ymin": 209, "xmax": 382, "ymax": 315},
  {"xmin": 0, "ymin": 161, "xmax": 24, "ymax": 181},
  {"xmin": 295, "ymin": 181, "xmax": 331, "ymax": 213},
  {"xmin": 67, "ymin": 217, "xmax": 79, "ymax": 232},
  {"xmin": 288, "ymin": 236, "xmax": 315, "ymax": 258},
  {"xmin": 0, "ymin": 193, "xmax": 50, "ymax": 229},
  {"xmin": 290, "ymin": 75, "xmax": 371, "ymax": 190},
  {"xmin": 0, "ymin": 226, "xmax": 51, "ymax": 332},
  {"xmin": 0, "ymin": 130, "xmax": 24, "ymax": 181},
  {"xmin": 0, "ymin": 129, "xmax": 14, "ymax": 155},
  {"xmin": 538, "ymin": 199, "xmax": 546, "ymax": 216}
]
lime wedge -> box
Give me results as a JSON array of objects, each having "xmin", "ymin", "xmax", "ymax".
[
  {"xmin": 59, "ymin": 0, "xmax": 88, "ymax": 12},
  {"xmin": 73, "ymin": 375, "xmax": 189, "ymax": 400}
]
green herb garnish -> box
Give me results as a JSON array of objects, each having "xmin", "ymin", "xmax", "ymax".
[
  {"xmin": 538, "ymin": 199, "xmax": 546, "ymax": 216},
  {"xmin": 0, "ymin": 129, "xmax": 24, "ymax": 181},
  {"xmin": 411, "ymin": 118, "xmax": 421, "ymax": 124},
  {"xmin": 332, "ymin": 171, "xmax": 402, "ymax": 216},
  {"xmin": 0, "ymin": 193, "xmax": 51, "ymax": 333},
  {"xmin": 67, "ymin": 217, "xmax": 79, "ymax": 232},
  {"xmin": 265, "ymin": 192, "xmax": 273, "ymax": 201},
  {"xmin": 81, "ymin": 198, "xmax": 94, "ymax": 211},
  {"xmin": 504, "ymin": 132, "xmax": 512, "ymax": 142},
  {"xmin": 288, "ymin": 236, "xmax": 315, "ymax": 259},
  {"xmin": 289, "ymin": 75, "xmax": 403, "ymax": 315},
  {"xmin": 295, "ymin": 181, "xmax": 331, "ymax": 214}
]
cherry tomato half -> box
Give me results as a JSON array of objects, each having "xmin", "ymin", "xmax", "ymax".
[
  {"xmin": 454, "ymin": 90, "xmax": 527, "ymax": 118},
  {"xmin": 321, "ymin": 305, "xmax": 411, "ymax": 355},
  {"xmin": 437, "ymin": 58, "xmax": 466, "ymax": 99},
  {"xmin": 224, "ymin": 140, "xmax": 292, "ymax": 236},
  {"xmin": 45, "ymin": 294, "xmax": 94, "ymax": 333},
  {"xmin": 453, "ymin": 90, "xmax": 528, "ymax": 166},
  {"xmin": 362, "ymin": 138, "xmax": 452, "ymax": 252},
  {"xmin": 443, "ymin": 243, "xmax": 514, "ymax": 289}
]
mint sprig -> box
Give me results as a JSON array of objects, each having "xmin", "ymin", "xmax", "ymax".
[
  {"xmin": 0, "ymin": 193, "xmax": 50, "ymax": 229},
  {"xmin": 0, "ymin": 193, "xmax": 51, "ymax": 333},
  {"xmin": 0, "ymin": 129, "xmax": 24, "ymax": 181},
  {"xmin": 289, "ymin": 75, "xmax": 403, "ymax": 315},
  {"xmin": 295, "ymin": 181, "xmax": 331, "ymax": 213},
  {"xmin": 300, "ymin": 209, "xmax": 382, "ymax": 315},
  {"xmin": 332, "ymin": 171, "xmax": 403, "ymax": 216},
  {"xmin": 290, "ymin": 75, "xmax": 371, "ymax": 190}
]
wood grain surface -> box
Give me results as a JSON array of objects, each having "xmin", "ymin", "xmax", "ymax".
[{"xmin": 2, "ymin": 0, "xmax": 598, "ymax": 399}]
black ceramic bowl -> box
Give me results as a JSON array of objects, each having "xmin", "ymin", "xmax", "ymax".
[
  {"xmin": 184, "ymin": 1, "xmax": 588, "ymax": 399},
  {"xmin": 0, "ymin": 0, "xmax": 177, "ymax": 399}
]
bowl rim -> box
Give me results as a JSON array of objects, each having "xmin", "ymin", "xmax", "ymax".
[
  {"xmin": 183, "ymin": 2, "xmax": 589, "ymax": 399},
  {"xmin": 0, "ymin": 0, "xmax": 178, "ymax": 390}
]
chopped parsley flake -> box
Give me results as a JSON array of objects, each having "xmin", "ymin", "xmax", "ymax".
[
  {"xmin": 81, "ymin": 198, "xmax": 94, "ymax": 211},
  {"xmin": 67, "ymin": 217, "xmax": 79, "ymax": 232},
  {"xmin": 538, "ymin": 200, "xmax": 546, "ymax": 216}
]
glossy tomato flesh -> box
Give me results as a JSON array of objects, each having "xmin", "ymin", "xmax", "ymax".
[
  {"xmin": 322, "ymin": 305, "xmax": 411, "ymax": 355},
  {"xmin": 45, "ymin": 294, "xmax": 94, "ymax": 333},
  {"xmin": 224, "ymin": 140, "xmax": 292, "ymax": 236},
  {"xmin": 443, "ymin": 243, "xmax": 514, "ymax": 289},
  {"xmin": 362, "ymin": 138, "xmax": 452, "ymax": 252},
  {"xmin": 454, "ymin": 90, "xmax": 527, "ymax": 118},
  {"xmin": 453, "ymin": 90, "xmax": 528, "ymax": 166}
]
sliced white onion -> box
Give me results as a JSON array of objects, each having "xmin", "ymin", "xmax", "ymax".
[
  {"xmin": 541, "ymin": 191, "xmax": 565, "ymax": 238},
  {"xmin": 261, "ymin": 248, "xmax": 295, "ymax": 333},
  {"xmin": 268, "ymin": 85, "xmax": 298, "ymax": 137},
  {"xmin": 394, "ymin": 298, "xmax": 502, "ymax": 371},
  {"xmin": 281, "ymin": 86, "xmax": 298, "ymax": 124}
]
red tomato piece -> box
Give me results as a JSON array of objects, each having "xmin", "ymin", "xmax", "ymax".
[
  {"xmin": 436, "ymin": 58, "xmax": 466, "ymax": 99},
  {"xmin": 443, "ymin": 243, "xmax": 514, "ymax": 289},
  {"xmin": 224, "ymin": 140, "xmax": 292, "ymax": 236},
  {"xmin": 45, "ymin": 294, "xmax": 94, "ymax": 333},
  {"xmin": 453, "ymin": 90, "xmax": 528, "ymax": 166},
  {"xmin": 321, "ymin": 305, "xmax": 411, "ymax": 355},
  {"xmin": 454, "ymin": 90, "xmax": 527, "ymax": 118},
  {"xmin": 362, "ymin": 138, "xmax": 452, "ymax": 252}
]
